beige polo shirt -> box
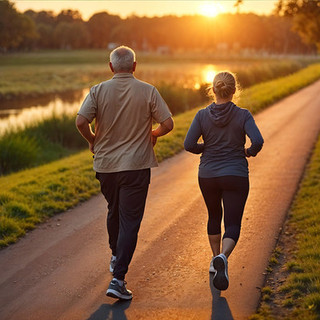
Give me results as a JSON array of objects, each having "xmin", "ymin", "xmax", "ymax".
[{"xmin": 78, "ymin": 73, "xmax": 172, "ymax": 173}]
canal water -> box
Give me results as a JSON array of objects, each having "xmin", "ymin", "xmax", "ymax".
[{"xmin": 0, "ymin": 90, "xmax": 88, "ymax": 135}]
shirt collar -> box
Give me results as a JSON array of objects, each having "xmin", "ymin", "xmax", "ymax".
[{"xmin": 112, "ymin": 73, "xmax": 135, "ymax": 79}]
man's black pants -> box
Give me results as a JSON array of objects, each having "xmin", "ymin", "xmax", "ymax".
[{"xmin": 96, "ymin": 169, "xmax": 150, "ymax": 280}]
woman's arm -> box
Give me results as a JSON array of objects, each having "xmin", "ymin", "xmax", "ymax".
[
  {"xmin": 184, "ymin": 112, "xmax": 204, "ymax": 154},
  {"xmin": 244, "ymin": 113, "xmax": 264, "ymax": 157}
]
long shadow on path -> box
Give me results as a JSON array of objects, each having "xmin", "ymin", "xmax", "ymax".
[
  {"xmin": 87, "ymin": 300, "xmax": 131, "ymax": 320},
  {"xmin": 86, "ymin": 276, "xmax": 233, "ymax": 320},
  {"xmin": 210, "ymin": 273, "xmax": 234, "ymax": 320}
]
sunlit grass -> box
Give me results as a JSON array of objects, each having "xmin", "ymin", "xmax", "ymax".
[
  {"xmin": 0, "ymin": 150, "xmax": 99, "ymax": 246},
  {"xmin": 0, "ymin": 114, "xmax": 87, "ymax": 175},
  {"xmin": 251, "ymin": 135, "xmax": 320, "ymax": 319},
  {"xmin": 280, "ymin": 137, "xmax": 320, "ymax": 317},
  {"xmin": 0, "ymin": 64, "xmax": 109, "ymax": 99},
  {"xmin": 237, "ymin": 63, "xmax": 320, "ymax": 114},
  {"xmin": 1, "ymin": 63, "xmax": 320, "ymax": 247}
]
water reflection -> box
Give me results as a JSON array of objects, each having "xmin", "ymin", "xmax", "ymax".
[
  {"xmin": 0, "ymin": 90, "xmax": 85, "ymax": 117},
  {"xmin": 135, "ymin": 63, "xmax": 223, "ymax": 89},
  {"xmin": 0, "ymin": 89, "xmax": 88, "ymax": 135}
]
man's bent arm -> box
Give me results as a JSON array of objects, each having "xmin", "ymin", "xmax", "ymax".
[
  {"xmin": 152, "ymin": 117, "xmax": 174, "ymax": 137},
  {"xmin": 151, "ymin": 117, "xmax": 174, "ymax": 146},
  {"xmin": 76, "ymin": 114, "xmax": 95, "ymax": 153}
]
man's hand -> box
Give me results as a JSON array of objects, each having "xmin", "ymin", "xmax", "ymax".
[
  {"xmin": 89, "ymin": 142, "xmax": 94, "ymax": 154},
  {"xmin": 151, "ymin": 117, "xmax": 174, "ymax": 147},
  {"xmin": 151, "ymin": 133, "xmax": 158, "ymax": 147},
  {"xmin": 151, "ymin": 117, "xmax": 173, "ymax": 146}
]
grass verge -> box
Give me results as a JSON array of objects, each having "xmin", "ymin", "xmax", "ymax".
[
  {"xmin": 237, "ymin": 63, "xmax": 320, "ymax": 114},
  {"xmin": 0, "ymin": 114, "xmax": 87, "ymax": 175},
  {"xmin": 249, "ymin": 134, "xmax": 320, "ymax": 320},
  {"xmin": 1, "ymin": 64, "xmax": 320, "ymax": 247}
]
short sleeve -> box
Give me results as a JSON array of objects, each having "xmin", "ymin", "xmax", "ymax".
[
  {"xmin": 77, "ymin": 87, "xmax": 97, "ymax": 123},
  {"xmin": 150, "ymin": 87, "xmax": 172, "ymax": 123}
]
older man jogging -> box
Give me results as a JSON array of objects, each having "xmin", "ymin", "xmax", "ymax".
[{"xmin": 76, "ymin": 46, "xmax": 173, "ymax": 300}]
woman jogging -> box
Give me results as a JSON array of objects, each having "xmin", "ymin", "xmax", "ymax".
[{"xmin": 184, "ymin": 71, "xmax": 264, "ymax": 291}]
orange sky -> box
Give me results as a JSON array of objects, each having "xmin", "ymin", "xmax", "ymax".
[{"xmin": 14, "ymin": 1, "xmax": 278, "ymax": 20}]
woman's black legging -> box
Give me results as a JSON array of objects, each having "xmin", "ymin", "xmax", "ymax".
[{"xmin": 198, "ymin": 175, "xmax": 249, "ymax": 244}]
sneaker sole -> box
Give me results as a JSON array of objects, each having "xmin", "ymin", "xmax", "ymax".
[
  {"xmin": 213, "ymin": 256, "xmax": 229, "ymax": 290},
  {"xmin": 106, "ymin": 289, "xmax": 133, "ymax": 300},
  {"xmin": 109, "ymin": 266, "xmax": 114, "ymax": 273}
]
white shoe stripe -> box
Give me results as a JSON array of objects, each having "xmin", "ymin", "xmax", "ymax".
[{"xmin": 107, "ymin": 289, "xmax": 132, "ymax": 300}]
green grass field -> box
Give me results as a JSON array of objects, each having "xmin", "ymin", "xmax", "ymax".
[
  {"xmin": 0, "ymin": 64, "xmax": 109, "ymax": 99},
  {"xmin": 1, "ymin": 63, "xmax": 320, "ymax": 248},
  {"xmin": 250, "ymin": 134, "xmax": 320, "ymax": 320}
]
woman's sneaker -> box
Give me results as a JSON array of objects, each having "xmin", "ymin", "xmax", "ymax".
[
  {"xmin": 209, "ymin": 257, "xmax": 216, "ymax": 273},
  {"xmin": 106, "ymin": 280, "xmax": 133, "ymax": 300},
  {"xmin": 212, "ymin": 253, "xmax": 229, "ymax": 290}
]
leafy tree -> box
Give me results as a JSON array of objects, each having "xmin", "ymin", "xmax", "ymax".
[
  {"xmin": 36, "ymin": 23, "xmax": 55, "ymax": 48},
  {"xmin": 54, "ymin": 21, "xmax": 89, "ymax": 49},
  {"xmin": 0, "ymin": 0, "xmax": 37, "ymax": 51},
  {"xmin": 25, "ymin": 9, "xmax": 56, "ymax": 27},
  {"xmin": 56, "ymin": 9, "xmax": 83, "ymax": 24},
  {"xmin": 276, "ymin": 0, "xmax": 320, "ymax": 52},
  {"xmin": 1, "ymin": 1, "xmax": 315, "ymax": 54},
  {"xmin": 87, "ymin": 12, "xmax": 121, "ymax": 48}
]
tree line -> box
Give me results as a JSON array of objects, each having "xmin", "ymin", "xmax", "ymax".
[{"xmin": 0, "ymin": 0, "xmax": 319, "ymax": 54}]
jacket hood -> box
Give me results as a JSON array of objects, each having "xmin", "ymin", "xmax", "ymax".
[{"xmin": 207, "ymin": 101, "xmax": 237, "ymax": 127}]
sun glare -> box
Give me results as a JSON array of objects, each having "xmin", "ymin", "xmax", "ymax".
[
  {"xmin": 198, "ymin": 1, "xmax": 224, "ymax": 18},
  {"xmin": 203, "ymin": 68, "xmax": 217, "ymax": 84},
  {"xmin": 194, "ymin": 67, "xmax": 217, "ymax": 89}
]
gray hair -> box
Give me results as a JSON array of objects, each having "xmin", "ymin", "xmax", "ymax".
[{"xmin": 110, "ymin": 46, "xmax": 136, "ymax": 72}]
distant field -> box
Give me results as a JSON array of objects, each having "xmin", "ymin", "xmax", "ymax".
[
  {"xmin": 1, "ymin": 50, "xmax": 319, "ymax": 100},
  {"xmin": 2, "ymin": 49, "xmax": 318, "ymax": 66}
]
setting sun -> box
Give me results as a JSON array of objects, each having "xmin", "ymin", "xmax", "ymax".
[
  {"xmin": 198, "ymin": 1, "xmax": 224, "ymax": 17},
  {"xmin": 203, "ymin": 67, "xmax": 217, "ymax": 84}
]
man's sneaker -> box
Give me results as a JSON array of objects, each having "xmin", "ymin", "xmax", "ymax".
[
  {"xmin": 212, "ymin": 253, "xmax": 229, "ymax": 290},
  {"xmin": 110, "ymin": 256, "xmax": 116, "ymax": 273},
  {"xmin": 106, "ymin": 280, "xmax": 133, "ymax": 300},
  {"xmin": 209, "ymin": 257, "xmax": 216, "ymax": 273}
]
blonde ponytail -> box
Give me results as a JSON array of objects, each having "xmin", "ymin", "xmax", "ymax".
[{"xmin": 213, "ymin": 72, "xmax": 237, "ymax": 99}]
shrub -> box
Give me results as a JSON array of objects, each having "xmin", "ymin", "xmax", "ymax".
[
  {"xmin": 0, "ymin": 134, "xmax": 39, "ymax": 175},
  {"xmin": 24, "ymin": 113, "xmax": 87, "ymax": 149},
  {"xmin": 157, "ymin": 82, "xmax": 209, "ymax": 115},
  {"xmin": 0, "ymin": 216, "xmax": 24, "ymax": 245}
]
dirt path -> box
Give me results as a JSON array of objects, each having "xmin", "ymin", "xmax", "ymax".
[{"xmin": 1, "ymin": 80, "xmax": 320, "ymax": 320}]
